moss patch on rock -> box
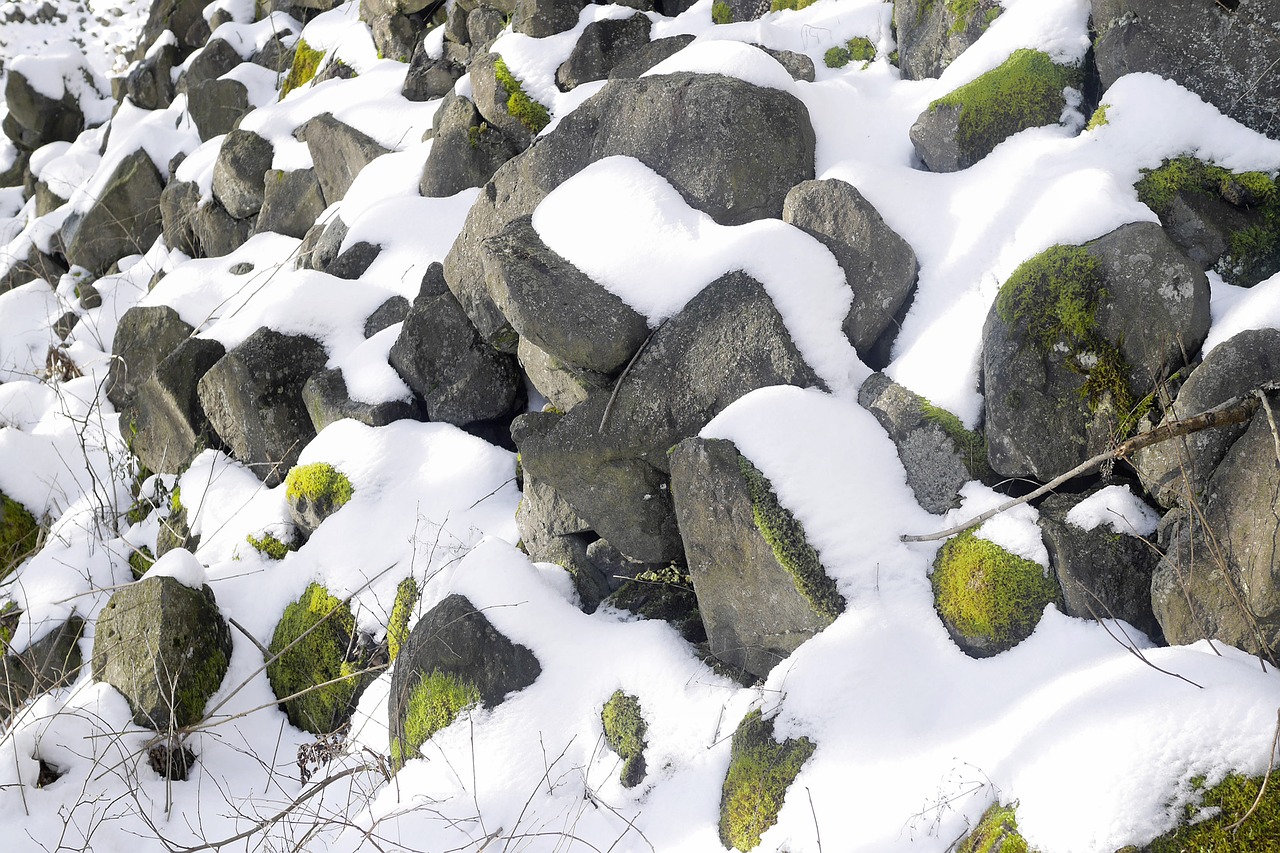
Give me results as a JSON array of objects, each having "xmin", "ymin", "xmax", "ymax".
[
  {"xmin": 0, "ymin": 601, "xmax": 19, "ymax": 650},
  {"xmin": 280, "ymin": 39, "xmax": 325, "ymax": 99},
  {"xmin": 246, "ymin": 532, "xmax": 295, "ymax": 560},
  {"xmin": 932, "ymin": 530, "xmax": 1061, "ymax": 657},
  {"xmin": 738, "ymin": 457, "xmax": 844, "ymax": 623},
  {"xmin": 825, "ymin": 36, "xmax": 876, "ymax": 68},
  {"xmin": 712, "ymin": 1, "xmax": 732, "ymax": 23},
  {"xmin": 1146, "ymin": 773, "xmax": 1280, "ymax": 852},
  {"xmin": 770, "ymin": 0, "xmax": 816, "ymax": 10},
  {"xmin": 390, "ymin": 670, "xmax": 481, "ymax": 769},
  {"xmin": 493, "ymin": 57, "xmax": 550, "ymax": 134},
  {"xmin": 957, "ymin": 801, "xmax": 1030, "ymax": 853},
  {"xmin": 285, "ymin": 462, "xmax": 353, "ymax": 508},
  {"xmin": 0, "ymin": 492, "xmax": 39, "ymax": 580},
  {"xmin": 128, "ymin": 545, "xmax": 154, "ymax": 579},
  {"xmin": 602, "ymin": 690, "xmax": 647, "ymax": 788},
  {"xmin": 608, "ymin": 564, "xmax": 706, "ymax": 643},
  {"xmin": 387, "ymin": 576, "xmax": 418, "ymax": 663},
  {"xmin": 1086, "ymin": 103, "xmax": 1109, "ymax": 131},
  {"xmin": 719, "ymin": 709, "xmax": 815, "ymax": 851},
  {"xmin": 920, "ymin": 400, "xmax": 990, "ymax": 480}
]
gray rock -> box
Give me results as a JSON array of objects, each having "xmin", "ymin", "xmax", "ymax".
[
  {"xmin": 387, "ymin": 286, "xmax": 523, "ymax": 426},
  {"xmin": 758, "ymin": 46, "xmax": 815, "ymax": 83},
  {"xmin": 0, "ymin": 147, "xmax": 30, "ymax": 188},
  {"xmin": 670, "ymin": 437, "xmax": 843, "ymax": 679},
  {"xmin": 296, "ymin": 216, "xmax": 348, "ymax": 272},
  {"xmin": 34, "ymin": 178, "xmax": 67, "ymax": 217},
  {"xmin": 92, "ymin": 575, "xmax": 233, "ymax": 730},
  {"xmin": 857, "ymin": 372, "xmax": 982, "ymax": 514},
  {"xmin": 512, "ymin": 0, "xmax": 589, "ymax": 37},
  {"xmin": 302, "ymin": 367, "xmax": 423, "ymax": 433},
  {"xmin": 607, "ymin": 34, "xmax": 694, "ymax": 79},
  {"xmin": 518, "ymin": 336, "xmax": 610, "ymax": 412},
  {"xmin": 362, "ymin": 0, "xmax": 421, "ymax": 63},
  {"xmin": 0, "ymin": 247, "xmax": 67, "ymax": 294},
  {"xmin": 176, "ymin": 38, "xmax": 241, "ymax": 94},
  {"xmin": 185, "ymin": 78, "xmax": 251, "ymax": 142},
  {"xmin": 0, "ymin": 616, "xmax": 83, "ymax": 724},
  {"xmin": 197, "ymin": 327, "xmax": 329, "ymax": 486},
  {"xmin": 3, "ymin": 66, "xmax": 86, "ymax": 151},
  {"xmin": 1163, "ymin": 189, "xmax": 1256, "ymax": 271},
  {"xmin": 403, "ymin": 52, "xmax": 465, "ymax": 101},
  {"xmin": 134, "ymin": 0, "xmax": 210, "ymax": 59},
  {"xmin": 160, "ymin": 179, "xmax": 201, "ymax": 256},
  {"xmin": 107, "ymin": 305, "xmax": 194, "ymax": 410},
  {"xmin": 984, "ymin": 222, "xmax": 1211, "ymax": 481},
  {"xmin": 256, "ymin": 169, "xmax": 326, "ymax": 239},
  {"xmin": 555, "ymin": 14, "xmax": 651, "ymax": 91},
  {"xmin": 156, "ymin": 501, "xmax": 199, "ymax": 558},
  {"xmin": 894, "ymin": 0, "xmax": 1001, "ymax": 81},
  {"xmin": 126, "ymin": 338, "xmax": 227, "ymax": 475},
  {"xmin": 420, "ymin": 93, "xmax": 525, "ymax": 198},
  {"xmin": 212, "ymin": 129, "xmax": 276, "ymax": 220},
  {"xmin": 1038, "ymin": 490, "xmax": 1162, "ymax": 640},
  {"xmin": 364, "ymin": 295, "xmax": 410, "ymax": 337},
  {"xmin": 587, "ymin": 538, "xmax": 663, "ymax": 592},
  {"xmin": 466, "ymin": 5, "xmax": 506, "ymax": 54},
  {"xmin": 296, "ymin": 113, "xmax": 391, "ymax": 205},
  {"xmin": 443, "ymin": 72, "xmax": 816, "ymax": 350},
  {"xmin": 470, "ymin": 52, "xmax": 539, "ymax": 148},
  {"xmin": 326, "ymin": 241, "xmax": 380, "ymax": 280},
  {"xmin": 783, "ymin": 179, "xmax": 918, "ymax": 359},
  {"xmin": 125, "ymin": 41, "xmax": 179, "ymax": 110},
  {"xmin": 62, "ymin": 148, "xmax": 165, "ymax": 275},
  {"xmin": 252, "ymin": 34, "xmax": 297, "ymax": 73},
  {"xmin": 192, "ymin": 198, "xmax": 255, "ymax": 258},
  {"xmin": 481, "ymin": 216, "xmax": 650, "ymax": 374}
]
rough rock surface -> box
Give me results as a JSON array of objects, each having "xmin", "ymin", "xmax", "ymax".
[
  {"xmin": 212, "ymin": 129, "xmax": 276, "ymax": 220},
  {"xmin": 302, "ymin": 368, "xmax": 423, "ymax": 433},
  {"xmin": 555, "ymin": 14, "xmax": 652, "ymax": 90},
  {"xmin": 256, "ymin": 168, "xmax": 327, "ymax": 239},
  {"xmin": 518, "ymin": 336, "xmax": 610, "ymax": 412},
  {"xmin": 0, "ymin": 616, "xmax": 84, "ymax": 724},
  {"xmin": 107, "ymin": 305, "xmax": 196, "ymax": 410},
  {"xmin": 893, "ymin": 0, "xmax": 1002, "ymax": 81},
  {"xmin": 296, "ymin": 113, "xmax": 392, "ymax": 205},
  {"xmin": 62, "ymin": 148, "xmax": 166, "ymax": 275},
  {"xmin": 126, "ymin": 338, "xmax": 227, "ymax": 475}
]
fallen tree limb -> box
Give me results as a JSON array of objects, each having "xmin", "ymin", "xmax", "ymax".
[{"xmin": 900, "ymin": 382, "xmax": 1280, "ymax": 544}]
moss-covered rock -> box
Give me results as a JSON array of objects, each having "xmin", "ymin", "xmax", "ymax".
[
  {"xmin": 280, "ymin": 39, "xmax": 324, "ymax": 99},
  {"xmin": 1, "ymin": 491, "xmax": 39, "ymax": 580},
  {"xmin": 601, "ymin": 690, "xmax": 647, "ymax": 788},
  {"xmin": 1144, "ymin": 773, "xmax": 1280, "ymax": 852},
  {"xmin": 932, "ymin": 530, "xmax": 1062, "ymax": 657},
  {"xmin": 493, "ymin": 57, "xmax": 550, "ymax": 135},
  {"xmin": 386, "ymin": 576, "xmax": 418, "ymax": 662},
  {"xmin": 245, "ymin": 532, "xmax": 295, "ymax": 560},
  {"xmin": 390, "ymin": 670, "xmax": 481, "ymax": 768},
  {"xmin": 284, "ymin": 462, "xmax": 354, "ymax": 536},
  {"xmin": 607, "ymin": 563, "xmax": 705, "ymax": 644},
  {"xmin": 128, "ymin": 545, "xmax": 155, "ymax": 579},
  {"xmin": 718, "ymin": 709, "xmax": 815, "ymax": 851},
  {"xmin": 956, "ymin": 801, "xmax": 1031, "ymax": 853},
  {"xmin": 266, "ymin": 583, "xmax": 374, "ymax": 734}
]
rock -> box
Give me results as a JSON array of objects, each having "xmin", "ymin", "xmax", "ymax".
[
  {"xmin": 1037, "ymin": 489, "xmax": 1162, "ymax": 640},
  {"xmin": 0, "ymin": 147, "xmax": 30, "ymax": 188},
  {"xmin": 420, "ymin": 94, "xmax": 525, "ymax": 198},
  {"xmin": 512, "ymin": 271, "xmax": 820, "ymax": 563},
  {"xmin": 389, "ymin": 594, "xmax": 540, "ymax": 769},
  {"xmin": 514, "ymin": 471, "xmax": 609, "ymax": 608},
  {"xmin": 555, "ymin": 14, "xmax": 652, "ymax": 90},
  {"xmin": 325, "ymin": 241, "xmax": 380, "ymax": 280},
  {"xmin": 185, "ymin": 78, "xmax": 251, "ymax": 142},
  {"xmin": 466, "ymin": 5, "xmax": 506, "ymax": 54},
  {"xmin": 758, "ymin": 46, "xmax": 815, "ymax": 83},
  {"xmin": 518, "ymin": 336, "xmax": 609, "ymax": 412},
  {"xmin": 783, "ymin": 179, "xmax": 918, "ymax": 359},
  {"xmin": 256, "ymin": 168, "xmax": 326, "ymax": 239},
  {"xmin": 387, "ymin": 286, "xmax": 524, "ymax": 426},
  {"xmin": 0, "ymin": 492, "xmax": 39, "ymax": 579},
  {"xmin": 670, "ymin": 437, "xmax": 843, "ymax": 678},
  {"xmin": 125, "ymin": 41, "xmax": 179, "ymax": 109},
  {"xmin": 607, "ymin": 34, "xmax": 694, "ymax": 79},
  {"xmin": 3, "ymin": 65, "xmax": 86, "ymax": 151},
  {"xmin": 909, "ymin": 49, "xmax": 1079, "ymax": 172},
  {"xmin": 192, "ymin": 199, "xmax": 256, "ymax": 258},
  {"xmin": 1134, "ymin": 328, "xmax": 1280, "ymax": 509},
  {"xmin": 443, "ymin": 72, "xmax": 816, "ymax": 349},
  {"xmin": 361, "ymin": 0, "xmax": 422, "ymax": 63},
  {"xmin": 984, "ymin": 222, "xmax": 1211, "ymax": 481},
  {"xmin": 126, "ymin": 337, "xmax": 227, "ymax": 475},
  {"xmin": 34, "ymin": 178, "xmax": 67, "ymax": 216},
  {"xmin": 160, "ymin": 179, "xmax": 201, "ymax": 256},
  {"xmin": 252, "ymin": 34, "xmax": 297, "ymax": 73},
  {"xmin": 512, "ymin": 0, "xmax": 589, "ymax": 37},
  {"xmin": 62, "ymin": 148, "xmax": 165, "ymax": 275},
  {"xmin": 296, "ymin": 113, "xmax": 391, "ymax": 205},
  {"xmin": 403, "ymin": 52, "xmax": 464, "ymax": 101},
  {"xmin": 296, "ymin": 216, "xmax": 347, "ymax": 272},
  {"xmin": 857, "ymin": 372, "xmax": 985, "ymax": 514},
  {"xmin": 156, "ymin": 496, "xmax": 200, "ymax": 558},
  {"xmin": 197, "ymin": 327, "xmax": 329, "ymax": 486},
  {"xmin": 106, "ymin": 305, "xmax": 195, "ymax": 410},
  {"xmin": 719, "ymin": 710, "xmax": 815, "ymax": 851},
  {"xmin": 0, "ymin": 616, "xmax": 83, "ymax": 724},
  {"xmin": 212, "ymin": 129, "xmax": 276, "ymax": 220},
  {"xmin": 601, "ymin": 690, "xmax": 646, "ymax": 788},
  {"xmin": 176, "ymin": 38, "xmax": 241, "ymax": 94},
  {"xmin": 893, "ymin": 0, "xmax": 1002, "ymax": 81},
  {"xmin": 480, "ymin": 216, "xmax": 650, "ymax": 374},
  {"xmin": 364, "ymin": 295, "xmax": 410, "ymax": 336},
  {"xmin": 0, "ymin": 248, "xmax": 66, "ymax": 294},
  {"xmin": 92, "ymin": 574, "xmax": 233, "ymax": 730},
  {"xmin": 284, "ymin": 462, "xmax": 354, "ymax": 536},
  {"xmin": 470, "ymin": 52, "xmax": 541, "ymax": 147},
  {"xmin": 302, "ymin": 368, "xmax": 422, "ymax": 433},
  {"xmin": 1093, "ymin": 0, "xmax": 1280, "ymax": 140},
  {"xmin": 135, "ymin": 0, "xmax": 210, "ymax": 58}
]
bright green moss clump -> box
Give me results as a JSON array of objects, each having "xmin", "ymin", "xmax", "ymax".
[
  {"xmin": 1146, "ymin": 773, "xmax": 1280, "ymax": 852},
  {"xmin": 602, "ymin": 690, "xmax": 647, "ymax": 788},
  {"xmin": 770, "ymin": 0, "xmax": 815, "ymax": 10},
  {"xmin": 246, "ymin": 532, "xmax": 295, "ymax": 560},
  {"xmin": 266, "ymin": 583, "xmax": 368, "ymax": 734},
  {"xmin": 1085, "ymin": 103, "xmax": 1109, "ymax": 131},
  {"xmin": 493, "ymin": 57, "xmax": 550, "ymax": 134},
  {"xmin": 128, "ymin": 545, "xmax": 154, "ymax": 579},
  {"xmin": 738, "ymin": 457, "xmax": 844, "ymax": 623},
  {"xmin": 824, "ymin": 36, "xmax": 876, "ymax": 69},
  {"xmin": 387, "ymin": 576, "xmax": 418, "ymax": 662},
  {"xmin": 390, "ymin": 670, "xmax": 481, "ymax": 769},
  {"xmin": 0, "ymin": 601, "xmax": 19, "ymax": 650},
  {"xmin": 719, "ymin": 709, "xmax": 815, "ymax": 851},
  {"xmin": 1, "ymin": 492, "xmax": 39, "ymax": 580},
  {"xmin": 930, "ymin": 49, "xmax": 1077, "ymax": 164},
  {"xmin": 957, "ymin": 802, "xmax": 1030, "ymax": 853},
  {"xmin": 280, "ymin": 39, "xmax": 325, "ymax": 99},
  {"xmin": 932, "ymin": 530, "xmax": 1061, "ymax": 656},
  {"xmin": 285, "ymin": 462, "xmax": 353, "ymax": 508},
  {"xmin": 921, "ymin": 400, "xmax": 990, "ymax": 479},
  {"xmin": 712, "ymin": 1, "xmax": 733, "ymax": 23}
]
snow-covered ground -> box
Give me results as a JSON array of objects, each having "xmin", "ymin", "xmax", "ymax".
[{"xmin": 0, "ymin": 0, "xmax": 1279, "ymax": 850}]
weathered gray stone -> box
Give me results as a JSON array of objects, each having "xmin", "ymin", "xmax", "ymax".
[
  {"xmin": 326, "ymin": 242, "xmax": 381, "ymax": 280},
  {"xmin": 364, "ymin": 295, "xmax": 410, "ymax": 337},
  {"xmin": 607, "ymin": 34, "xmax": 694, "ymax": 79},
  {"xmin": 125, "ymin": 41, "xmax": 179, "ymax": 110},
  {"xmin": 0, "ymin": 616, "xmax": 83, "ymax": 724},
  {"xmin": 555, "ymin": 14, "xmax": 651, "ymax": 91},
  {"xmin": 126, "ymin": 338, "xmax": 227, "ymax": 475},
  {"xmin": 296, "ymin": 216, "xmax": 348, "ymax": 272},
  {"xmin": 62, "ymin": 148, "xmax": 165, "ymax": 275},
  {"xmin": 296, "ymin": 113, "xmax": 391, "ymax": 205},
  {"xmin": 894, "ymin": 0, "xmax": 1002, "ymax": 81},
  {"xmin": 403, "ymin": 52, "xmax": 464, "ymax": 101},
  {"xmin": 466, "ymin": 5, "xmax": 506, "ymax": 54},
  {"xmin": 3, "ymin": 66, "xmax": 86, "ymax": 150},
  {"xmin": 134, "ymin": 0, "xmax": 210, "ymax": 59},
  {"xmin": 107, "ymin": 305, "xmax": 194, "ymax": 410},
  {"xmin": 512, "ymin": 0, "xmax": 589, "ymax": 37},
  {"xmin": 362, "ymin": 0, "xmax": 421, "ymax": 63},
  {"xmin": 212, "ymin": 129, "xmax": 276, "ymax": 220},
  {"xmin": 176, "ymin": 38, "xmax": 241, "ymax": 94},
  {"xmin": 470, "ymin": 52, "xmax": 539, "ymax": 148},
  {"xmin": 0, "ymin": 247, "xmax": 67, "ymax": 294},
  {"xmin": 256, "ymin": 169, "xmax": 326, "ymax": 240},
  {"xmin": 252, "ymin": 34, "xmax": 298, "ymax": 73},
  {"xmin": 192, "ymin": 198, "xmax": 255, "ymax": 258},
  {"xmin": 185, "ymin": 77, "xmax": 251, "ymax": 142},
  {"xmin": 420, "ymin": 93, "xmax": 525, "ymax": 198},
  {"xmin": 517, "ymin": 336, "xmax": 609, "ymax": 412},
  {"xmin": 160, "ymin": 178, "xmax": 201, "ymax": 256},
  {"xmin": 302, "ymin": 367, "xmax": 423, "ymax": 434}
]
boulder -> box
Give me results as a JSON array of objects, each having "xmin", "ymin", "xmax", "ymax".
[
  {"xmin": 296, "ymin": 113, "xmax": 391, "ymax": 205},
  {"xmin": 984, "ymin": 222, "xmax": 1211, "ymax": 481},
  {"xmin": 296, "ymin": 216, "xmax": 348, "ymax": 272},
  {"xmin": 364, "ymin": 295, "xmax": 410, "ymax": 336},
  {"xmin": 518, "ymin": 336, "xmax": 610, "ymax": 412},
  {"xmin": 389, "ymin": 594, "xmax": 540, "ymax": 768},
  {"xmin": 160, "ymin": 178, "xmax": 201, "ymax": 256},
  {"xmin": 782, "ymin": 179, "xmax": 918, "ymax": 360},
  {"xmin": 512, "ymin": 271, "xmax": 821, "ymax": 563},
  {"xmin": 3, "ymin": 66, "xmax": 86, "ymax": 151},
  {"xmin": 480, "ymin": 216, "xmax": 650, "ymax": 375},
  {"xmin": 197, "ymin": 327, "xmax": 329, "ymax": 486},
  {"xmin": 92, "ymin": 573, "xmax": 233, "ymax": 730},
  {"xmin": 176, "ymin": 38, "xmax": 242, "ymax": 95},
  {"xmin": 512, "ymin": 0, "xmax": 590, "ymax": 37},
  {"xmin": 62, "ymin": 148, "xmax": 166, "ymax": 275},
  {"xmin": 670, "ymin": 437, "xmax": 844, "ymax": 679},
  {"xmin": 466, "ymin": 5, "xmax": 506, "ymax": 54},
  {"xmin": 193, "ymin": 199, "xmax": 255, "ymax": 258},
  {"xmin": 106, "ymin": 305, "xmax": 195, "ymax": 410},
  {"xmin": 443, "ymin": 72, "xmax": 816, "ymax": 350},
  {"xmin": 212, "ymin": 129, "xmax": 276, "ymax": 220},
  {"xmin": 252, "ymin": 34, "xmax": 298, "ymax": 73},
  {"xmin": 470, "ymin": 52, "xmax": 541, "ymax": 148},
  {"xmin": 185, "ymin": 78, "xmax": 251, "ymax": 142},
  {"xmin": 420, "ymin": 94, "xmax": 525, "ymax": 198},
  {"xmin": 325, "ymin": 241, "xmax": 381, "ymax": 280},
  {"xmin": 758, "ymin": 46, "xmax": 815, "ymax": 83},
  {"xmin": 607, "ymin": 34, "xmax": 694, "ymax": 79},
  {"xmin": 361, "ymin": 0, "xmax": 422, "ymax": 63},
  {"xmin": 910, "ymin": 50, "xmax": 1079, "ymax": 172},
  {"xmin": 302, "ymin": 368, "xmax": 423, "ymax": 433},
  {"xmin": 0, "ymin": 248, "xmax": 66, "ymax": 294},
  {"xmin": 125, "ymin": 338, "xmax": 227, "ymax": 475},
  {"xmin": 125, "ymin": 41, "xmax": 179, "ymax": 110},
  {"xmin": 515, "ymin": 472, "xmax": 610, "ymax": 609},
  {"xmin": 893, "ymin": 0, "xmax": 1002, "ymax": 81},
  {"xmin": 403, "ymin": 52, "xmax": 465, "ymax": 101},
  {"xmin": 256, "ymin": 169, "xmax": 326, "ymax": 239},
  {"xmin": 134, "ymin": 0, "xmax": 210, "ymax": 58},
  {"xmin": 555, "ymin": 14, "xmax": 652, "ymax": 91},
  {"xmin": 0, "ymin": 616, "xmax": 83, "ymax": 724}
]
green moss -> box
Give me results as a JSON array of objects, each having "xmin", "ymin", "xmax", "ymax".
[
  {"xmin": 608, "ymin": 564, "xmax": 705, "ymax": 644},
  {"xmin": 718, "ymin": 709, "xmax": 815, "ymax": 851},
  {"xmin": 0, "ymin": 492, "xmax": 39, "ymax": 580},
  {"xmin": 1085, "ymin": 103, "xmax": 1109, "ymax": 131},
  {"xmin": 602, "ymin": 690, "xmax": 647, "ymax": 788},
  {"xmin": 932, "ymin": 530, "xmax": 1061, "ymax": 655},
  {"xmin": 738, "ymin": 457, "xmax": 844, "ymax": 623},
  {"xmin": 946, "ymin": 0, "xmax": 980, "ymax": 35},
  {"xmin": 128, "ymin": 545, "xmax": 154, "ymax": 580},
  {"xmin": 280, "ymin": 39, "xmax": 325, "ymax": 99},
  {"xmin": 920, "ymin": 400, "xmax": 990, "ymax": 479},
  {"xmin": 847, "ymin": 36, "xmax": 876, "ymax": 62},
  {"xmin": 957, "ymin": 802, "xmax": 1030, "ymax": 853},
  {"xmin": 712, "ymin": 0, "xmax": 733, "ymax": 23},
  {"xmin": 930, "ymin": 49, "xmax": 1078, "ymax": 164},
  {"xmin": 493, "ymin": 57, "xmax": 550, "ymax": 134},
  {"xmin": 467, "ymin": 121, "xmax": 488, "ymax": 149},
  {"xmin": 266, "ymin": 583, "xmax": 367, "ymax": 734},
  {"xmin": 174, "ymin": 644, "xmax": 230, "ymax": 728},
  {"xmin": 390, "ymin": 670, "xmax": 481, "ymax": 770},
  {"xmin": 285, "ymin": 463, "xmax": 354, "ymax": 512},
  {"xmin": 0, "ymin": 601, "xmax": 19, "ymax": 650},
  {"xmin": 824, "ymin": 47, "xmax": 851, "ymax": 69},
  {"xmin": 1146, "ymin": 773, "xmax": 1280, "ymax": 852},
  {"xmin": 246, "ymin": 532, "xmax": 295, "ymax": 560},
  {"xmin": 770, "ymin": 0, "xmax": 815, "ymax": 10},
  {"xmin": 387, "ymin": 576, "xmax": 418, "ymax": 662},
  {"xmin": 170, "ymin": 486, "xmax": 182, "ymax": 515}
]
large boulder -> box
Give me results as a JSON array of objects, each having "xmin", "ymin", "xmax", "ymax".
[
  {"xmin": 420, "ymin": 94, "xmax": 525, "ymax": 198},
  {"xmin": 124, "ymin": 40, "xmax": 179, "ymax": 110},
  {"xmin": 92, "ymin": 571, "xmax": 233, "ymax": 730},
  {"xmin": 185, "ymin": 78, "xmax": 251, "ymax": 142},
  {"xmin": 1093, "ymin": 0, "xmax": 1280, "ymax": 140},
  {"xmin": 608, "ymin": 35, "xmax": 694, "ymax": 79},
  {"xmin": 512, "ymin": 0, "xmax": 589, "ymax": 37},
  {"xmin": 3, "ymin": 64, "xmax": 87, "ymax": 151},
  {"xmin": 670, "ymin": 437, "xmax": 844, "ymax": 679},
  {"xmin": 256, "ymin": 169, "xmax": 326, "ymax": 239},
  {"xmin": 555, "ymin": 13, "xmax": 652, "ymax": 90},
  {"xmin": 134, "ymin": 0, "xmax": 211, "ymax": 58},
  {"xmin": 197, "ymin": 328, "xmax": 329, "ymax": 486},
  {"xmin": 0, "ymin": 616, "xmax": 84, "ymax": 724},
  {"xmin": 212, "ymin": 129, "xmax": 276, "ymax": 220},
  {"xmin": 176, "ymin": 38, "xmax": 241, "ymax": 95},
  {"xmin": 62, "ymin": 148, "xmax": 166, "ymax": 275},
  {"xmin": 443, "ymin": 72, "xmax": 816, "ymax": 350},
  {"xmin": 296, "ymin": 113, "xmax": 391, "ymax": 206},
  {"xmin": 106, "ymin": 305, "xmax": 195, "ymax": 410},
  {"xmin": 302, "ymin": 368, "xmax": 422, "ymax": 433},
  {"xmin": 893, "ymin": 0, "xmax": 1002, "ymax": 81},
  {"xmin": 160, "ymin": 179, "xmax": 202, "ymax": 257},
  {"xmin": 125, "ymin": 338, "xmax": 227, "ymax": 475},
  {"xmin": 192, "ymin": 199, "xmax": 255, "ymax": 258},
  {"xmin": 983, "ymin": 222, "xmax": 1211, "ymax": 481},
  {"xmin": 515, "ymin": 472, "xmax": 610, "ymax": 610}
]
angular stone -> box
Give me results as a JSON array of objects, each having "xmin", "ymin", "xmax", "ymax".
[
  {"xmin": 107, "ymin": 305, "xmax": 194, "ymax": 410},
  {"xmin": 212, "ymin": 129, "xmax": 276, "ymax": 220},
  {"xmin": 160, "ymin": 178, "xmax": 201, "ymax": 257},
  {"xmin": 420, "ymin": 93, "xmax": 525, "ymax": 198},
  {"xmin": 0, "ymin": 616, "xmax": 83, "ymax": 724},
  {"xmin": 518, "ymin": 336, "xmax": 609, "ymax": 412},
  {"xmin": 256, "ymin": 168, "xmax": 326, "ymax": 239},
  {"xmin": 193, "ymin": 198, "xmax": 255, "ymax": 258},
  {"xmin": 296, "ymin": 113, "xmax": 391, "ymax": 205},
  {"xmin": 63, "ymin": 148, "xmax": 165, "ymax": 275},
  {"xmin": 607, "ymin": 35, "xmax": 694, "ymax": 79},
  {"xmin": 125, "ymin": 41, "xmax": 179, "ymax": 110},
  {"xmin": 186, "ymin": 78, "xmax": 251, "ymax": 142},
  {"xmin": 177, "ymin": 38, "xmax": 241, "ymax": 94},
  {"xmin": 555, "ymin": 14, "xmax": 651, "ymax": 91},
  {"xmin": 126, "ymin": 337, "xmax": 227, "ymax": 475},
  {"xmin": 3, "ymin": 67, "xmax": 85, "ymax": 150},
  {"xmin": 512, "ymin": 0, "xmax": 589, "ymax": 37},
  {"xmin": 302, "ymin": 367, "xmax": 423, "ymax": 433},
  {"xmin": 894, "ymin": 0, "xmax": 1001, "ymax": 81},
  {"xmin": 326, "ymin": 241, "xmax": 380, "ymax": 280},
  {"xmin": 364, "ymin": 295, "xmax": 410, "ymax": 337}
]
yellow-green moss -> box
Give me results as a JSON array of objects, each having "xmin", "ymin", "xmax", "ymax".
[
  {"xmin": 0, "ymin": 601, "xmax": 19, "ymax": 650},
  {"xmin": 770, "ymin": 0, "xmax": 816, "ymax": 9},
  {"xmin": 246, "ymin": 532, "xmax": 295, "ymax": 560},
  {"xmin": 824, "ymin": 46, "xmax": 851, "ymax": 69},
  {"xmin": 602, "ymin": 690, "xmax": 647, "ymax": 788},
  {"xmin": 608, "ymin": 564, "xmax": 705, "ymax": 643},
  {"xmin": 712, "ymin": 1, "xmax": 733, "ymax": 23},
  {"xmin": 719, "ymin": 709, "xmax": 815, "ymax": 851},
  {"xmin": 825, "ymin": 36, "xmax": 876, "ymax": 69},
  {"xmin": 932, "ymin": 530, "xmax": 1061, "ymax": 654},
  {"xmin": 930, "ymin": 49, "xmax": 1078, "ymax": 164},
  {"xmin": 0, "ymin": 492, "xmax": 39, "ymax": 580},
  {"xmin": 921, "ymin": 400, "xmax": 990, "ymax": 479},
  {"xmin": 128, "ymin": 545, "xmax": 154, "ymax": 580},
  {"xmin": 387, "ymin": 576, "xmax": 418, "ymax": 662},
  {"xmin": 174, "ymin": 644, "xmax": 230, "ymax": 729},
  {"xmin": 493, "ymin": 57, "xmax": 550, "ymax": 134},
  {"xmin": 285, "ymin": 462, "xmax": 354, "ymax": 509},
  {"xmin": 266, "ymin": 583, "xmax": 366, "ymax": 734},
  {"xmin": 280, "ymin": 39, "xmax": 325, "ymax": 99},
  {"xmin": 1086, "ymin": 103, "xmax": 1109, "ymax": 131},
  {"xmin": 390, "ymin": 670, "xmax": 481, "ymax": 769},
  {"xmin": 958, "ymin": 802, "xmax": 1030, "ymax": 853},
  {"xmin": 738, "ymin": 457, "xmax": 844, "ymax": 623},
  {"xmin": 1146, "ymin": 773, "xmax": 1280, "ymax": 852}
]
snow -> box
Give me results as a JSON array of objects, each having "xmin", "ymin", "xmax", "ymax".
[
  {"xmin": 147, "ymin": 547, "xmax": 208, "ymax": 589},
  {"xmin": 1066, "ymin": 485, "xmax": 1161, "ymax": 538}
]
